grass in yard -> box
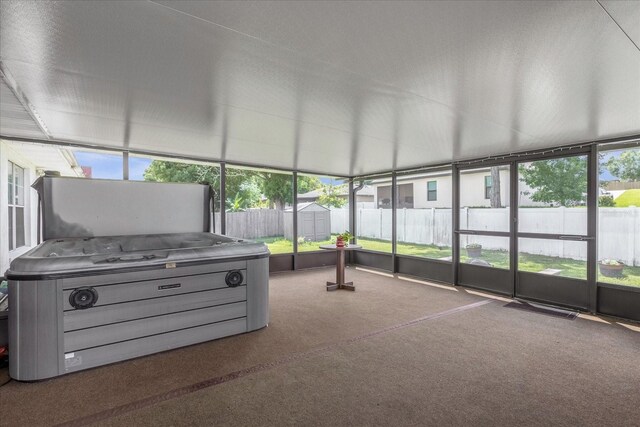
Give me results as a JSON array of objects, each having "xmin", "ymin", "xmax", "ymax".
[
  {"xmin": 518, "ymin": 253, "xmax": 587, "ymax": 279},
  {"xmin": 358, "ymin": 237, "xmax": 392, "ymax": 253},
  {"xmin": 256, "ymin": 236, "xmax": 293, "ymax": 254},
  {"xmin": 397, "ymin": 242, "xmax": 452, "ymax": 259},
  {"xmin": 256, "ymin": 235, "xmax": 343, "ymax": 254},
  {"xmin": 597, "ymin": 268, "xmax": 640, "ymax": 288},
  {"xmin": 615, "ymin": 189, "xmax": 640, "ymax": 207},
  {"xmin": 460, "ymin": 249, "xmax": 510, "ymax": 269},
  {"xmin": 463, "ymin": 248, "xmax": 640, "ymax": 288},
  {"xmin": 255, "ymin": 236, "xmax": 640, "ymax": 287}
]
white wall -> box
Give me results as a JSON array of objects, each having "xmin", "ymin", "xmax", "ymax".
[
  {"xmin": 371, "ymin": 169, "xmax": 548, "ymax": 210},
  {"xmin": 459, "ymin": 169, "xmax": 510, "ymax": 208},
  {"xmin": 410, "ymin": 176, "xmax": 453, "ymax": 209},
  {"xmin": 1, "ymin": 141, "xmax": 39, "ymax": 275}
]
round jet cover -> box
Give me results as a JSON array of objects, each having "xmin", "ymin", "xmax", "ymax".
[
  {"xmin": 225, "ymin": 270, "xmax": 243, "ymax": 287},
  {"xmin": 69, "ymin": 287, "xmax": 99, "ymax": 309}
]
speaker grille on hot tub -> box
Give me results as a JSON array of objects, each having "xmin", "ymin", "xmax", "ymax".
[{"xmin": 69, "ymin": 287, "xmax": 98, "ymax": 310}]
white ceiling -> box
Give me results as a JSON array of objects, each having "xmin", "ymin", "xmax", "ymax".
[
  {"xmin": 0, "ymin": 0, "xmax": 639, "ymax": 176},
  {"xmin": 0, "ymin": 77, "xmax": 48, "ymax": 140}
]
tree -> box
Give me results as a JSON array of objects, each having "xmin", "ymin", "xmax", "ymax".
[
  {"xmin": 317, "ymin": 184, "xmax": 347, "ymax": 208},
  {"xmin": 144, "ymin": 161, "xmax": 261, "ymax": 209},
  {"xmin": 255, "ymin": 173, "xmax": 321, "ymax": 210},
  {"xmin": 489, "ymin": 166, "xmax": 502, "ymax": 208},
  {"xmin": 143, "ymin": 161, "xmax": 227, "ymax": 211},
  {"xmin": 297, "ymin": 176, "xmax": 322, "ymax": 194},
  {"xmin": 143, "ymin": 160, "xmax": 322, "ymax": 210},
  {"xmin": 606, "ymin": 150, "xmax": 640, "ymax": 182},
  {"xmin": 519, "ymin": 157, "xmax": 587, "ymax": 206},
  {"xmin": 143, "ymin": 161, "xmax": 219, "ymax": 184}
]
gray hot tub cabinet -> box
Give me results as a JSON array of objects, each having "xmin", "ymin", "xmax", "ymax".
[{"xmin": 7, "ymin": 233, "xmax": 269, "ymax": 381}]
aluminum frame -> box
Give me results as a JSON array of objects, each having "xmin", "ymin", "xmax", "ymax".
[{"xmin": 3, "ymin": 135, "xmax": 639, "ymax": 321}]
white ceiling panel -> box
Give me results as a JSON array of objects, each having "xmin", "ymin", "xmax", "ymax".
[
  {"xmin": 600, "ymin": 0, "xmax": 640, "ymax": 49},
  {"xmin": 1, "ymin": 0, "xmax": 639, "ymax": 176},
  {"xmin": 0, "ymin": 76, "xmax": 48, "ymax": 139}
]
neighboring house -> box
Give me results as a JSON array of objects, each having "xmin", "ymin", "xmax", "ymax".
[
  {"xmin": 0, "ymin": 140, "xmax": 84, "ymax": 275},
  {"xmin": 371, "ymin": 168, "xmax": 543, "ymax": 209},
  {"xmin": 602, "ymin": 180, "xmax": 640, "ymax": 191},
  {"xmin": 297, "ymin": 184, "xmax": 374, "ymax": 207}
]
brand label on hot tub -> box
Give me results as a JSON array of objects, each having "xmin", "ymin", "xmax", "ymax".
[
  {"xmin": 165, "ymin": 262, "xmax": 177, "ymax": 269},
  {"xmin": 64, "ymin": 353, "xmax": 83, "ymax": 369},
  {"xmin": 158, "ymin": 283, "xmax": 181, "ymax": 290}
]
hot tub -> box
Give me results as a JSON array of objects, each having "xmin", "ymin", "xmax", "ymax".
[
  {"xmin": 7, "ymin": 232, "xmax": 269, "ymax": 381},
  {"xmin": 6, "ymin": 176, "xmax": 269, "ymax": 381}
]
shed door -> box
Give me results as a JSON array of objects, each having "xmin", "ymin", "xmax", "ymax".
[
  {"xmin": 300, "ymin": 212, "xmax": 315, "ymax": 240},
  {"xmin": 315, "ymin": 212, "xmax": 328, "ymax": 238}
]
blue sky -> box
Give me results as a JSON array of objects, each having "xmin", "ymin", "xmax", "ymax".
[
  {"xmin": 75, "ymin": 151, "xmax": 151, "ymax": 180},
  {"xmin": 75, "ymin": 151, "xmax": 346, "ymax": 183},
  {"xmin": 74, "ymin": 151, "xmax": 623, "ymax": 182}
]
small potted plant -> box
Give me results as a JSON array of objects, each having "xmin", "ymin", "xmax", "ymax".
[
  {"xmin": 598, "ymin": 259, "xmax": 625, "ymax": 278},
  {"xmin": 336, "ymin": 231, "xmax": 352, "ymax": 248},
  {"xmin": 465, "ymin": 243, "xmax": 482, "ymax": 258}
]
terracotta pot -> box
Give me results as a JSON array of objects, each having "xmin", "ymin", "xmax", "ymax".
[
  {"xmin": 599, "ymin": 263, "xmax": 624, "ymax": 278},
  {"xmin": 336, "ymin": 236, "xmax": 345, "ymax": 248}
]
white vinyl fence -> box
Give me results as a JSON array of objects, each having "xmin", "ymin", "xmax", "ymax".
[
  {"xmin": 346, "ymin": 207, "xmax": 640, "ymax": 266},
  {"xmin": 215, "ymin": 207, "xmax": 640, "ymax": 266}
]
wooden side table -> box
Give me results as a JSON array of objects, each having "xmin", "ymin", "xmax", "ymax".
[{"xmin": 319, "ymin": 244, "xmax": 361, "ymax": 291}]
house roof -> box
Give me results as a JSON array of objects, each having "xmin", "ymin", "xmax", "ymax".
[
  {"xmin": 2, "ymin": 140, "xmax": 85, "ymax": 177},
  {"xmin": 371, "ymin": 167, "xmax": 509, "ymax": 185},
  {"xmin": 284, "ymin": 202, "xmax": 329, "ymax": 212},
  {"xmin": 298, "ymin": 185, "xmax": 374, "ymax": 199}
]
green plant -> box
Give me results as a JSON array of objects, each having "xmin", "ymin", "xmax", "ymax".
[
  {"xmin": 599, "ymin": 259, "xmax": 623, "ymax": 266},
  {"xmin": 466, "ymin": 243, "xmax": 482, "ymax": 249},
  {"xmin": 598, "ymin": 195, "xmax": 615, "ymax": 207},
  {"xmin": 337, "ymin": 231, "xmax": 352, "ymax": 241},
  {"xmin": 226, "ymin": 194, "xmax": 246, "ymax": 212}
]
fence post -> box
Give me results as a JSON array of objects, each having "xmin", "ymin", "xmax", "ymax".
[
  {"xmin": 402, "ymin": 208, "xmax": 407, "ymax": 244},
  {"xmin": 430, "ymin": 208, "xmax": 435, "ymax": 245},
  {"xmin": 560, "ymin": 206, "xmax": 566, "ymax": 258},
  {"xmin": 461, "ymin": 207, "xmax": 469, "ymax": 248},
  {"xmin": 634, "ymin": 206, "xmax": 639, "ymax": 267}
]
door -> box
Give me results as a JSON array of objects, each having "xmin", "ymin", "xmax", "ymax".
[
  {"xmin": 456, "ymin": 163, "xmax": 514, "ymax": 295},
  {"xmin": 515, "ymin": 153, "xmax": 594, "ymax": 310}
]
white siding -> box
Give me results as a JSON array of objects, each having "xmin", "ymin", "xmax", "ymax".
[{"xmin": 1, "ymin": 140, "xmax": 39, "ymax": 275}]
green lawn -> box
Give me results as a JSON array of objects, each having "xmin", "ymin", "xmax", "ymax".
[
  {"xmin": 615, "ymin": 189, "xmax": 640, "ymax": 207},
  {"xmin": 256, "ymin": 236, "xmax": 640, "ymax": 287},
  {"xmin": 255, "ymin": 235, "xmax": 337, "ymax": 254}
]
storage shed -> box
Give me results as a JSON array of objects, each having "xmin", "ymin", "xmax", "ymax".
[{"xmin": 284, "ymin": 203, "xmax": 331, "ymax": 242}]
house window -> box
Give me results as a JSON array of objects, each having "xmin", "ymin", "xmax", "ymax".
[
  {"xmin": 397, "ymin": 183, "xmax": 414, "ymax": 208},
  {"xmin": 427, "ymin": 181, "xmax": 437, "ymax": 201},
  {"xmin": 8, "ymin": 161, "xmax": 26, "ymax": 251},
  {"xmin": 377, "ymin": 185, "xmax": 391, "ymax": 208},
  {"xmin": 484, "ymin": 175, "xmax": 492, "ymax": 199}
]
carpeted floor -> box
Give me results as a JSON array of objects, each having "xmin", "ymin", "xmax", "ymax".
[{"xmin": 1, "ymin": 267, "xmax": 638, "ymax": 426}]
